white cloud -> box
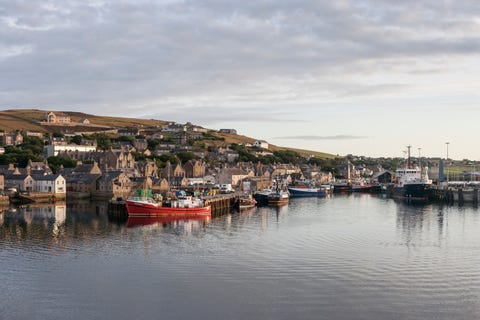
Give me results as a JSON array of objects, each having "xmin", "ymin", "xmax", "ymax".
[{"xmin": 1, "ymin": 0, "xmax": 479, "ymax": 157}]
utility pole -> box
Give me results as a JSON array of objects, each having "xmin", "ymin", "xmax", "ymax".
[{"xmin": 446, "ymin": 142, "xmax": 450, "ymax": 182}]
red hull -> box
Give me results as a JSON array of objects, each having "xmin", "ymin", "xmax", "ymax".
[{"xmin": 126, "ymin": 200, "xmax": 211, "ymax": 217}]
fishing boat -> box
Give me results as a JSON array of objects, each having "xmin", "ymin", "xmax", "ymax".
[
  {"xmin": 352, "ymin": 182, "xmax": 382, "ymax": 193},
  {"xmin": 235, "ymin": 194, "xmax": 257, "ymax": 210},
  {"xmin": 268, "ymin": 190, "xmax": 289, "ymax": 206},
  {"xmin": 125, "ymin": 190, "xmax": 211, "ymax": 217},
  {"xmin": 392, "ymin": 145, "xmax": 432, "ymax": 201},
  {"xmin": 253, "ymin": 188, "xmax": 273, "ymax": 205},
  {"xmin": 331, "ymin": 182, "xmax": 352, "ymax": 193},
  {"xmin": 288, "ymin": 184, "xmax": 326, "ymax": 197}
]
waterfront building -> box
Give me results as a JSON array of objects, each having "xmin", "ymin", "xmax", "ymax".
[
  {"xmin": 93, "ymin": 171, "xmax": 132, "ymax": 200},
  {"xmin": 4, "ymin": 173, "xmax": 34, "ymax": 192},
  {"xmin": 32, "ymin": 174, "xmax": 66, "ymax": 195}
]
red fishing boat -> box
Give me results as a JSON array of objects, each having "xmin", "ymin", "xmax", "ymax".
[{"xmin": 126, "ymin": 190, "xmax": 211, "ymax": 217}]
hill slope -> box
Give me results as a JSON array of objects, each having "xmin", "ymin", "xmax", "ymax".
[{"xmin": 0, "ymin": 109, "xmax": 337, "ymax": 159}]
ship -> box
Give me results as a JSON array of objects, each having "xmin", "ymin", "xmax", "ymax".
[
  {"xmin": 125, "ymin": 190, "xmax": 211, "ymax": 217},
  {"xmin": 392, "ymin": 145, "xmax": 432, "ymax": 201},
  {"xmin": 288, "ymin": 181, "xmax": 327, "ymax": 197},
  {"xmin": 235, "ymin": 193, "xmax": 257, "ymax": 210},
  {"xmin": 268, "ymin": 190, "xmax": 290, "ymax": 206},
  {"xmin": 253, "ymin": 188, "xmax": 273, "ymax": 205}
]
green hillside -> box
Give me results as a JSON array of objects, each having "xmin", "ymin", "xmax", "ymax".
[{"xmin": 0, "ymin": 109, "xmax": 337, "ymax": 159}]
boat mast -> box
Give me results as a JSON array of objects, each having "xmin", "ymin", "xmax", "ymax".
[
  {"xmin": 406, "ymin": 145, "xmax": 411, "ymax": 169},
  {"xmin": 418, "ymin": 147, "xmax": 422, "ymax": 179}
]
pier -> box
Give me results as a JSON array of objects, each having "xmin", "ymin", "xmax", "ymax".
[{"xmin": 430, "ymin": 182, "xmax": 480, "ymax": 205}]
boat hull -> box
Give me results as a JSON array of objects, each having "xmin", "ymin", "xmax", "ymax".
[
  {"xmin": 253, "ymin": 192, "xmax": 270, "ymax": 205},
  {"xmin": 392, "ymin": 183, "xmax": 431, "ymax": 201},
  {"xmin": 288, "ymin": 187, "xmax": 326, "ymax": 197},
  {"xmin": 332, "ymin": 184, "xmax": 352, "ymax": 193},
  {"xmin": 126, "ymin": 200, "xmax": 211, "ymax": 217},
  {"xmin": 268, "ymin": 199, "xmax": 289, "ymax": 206}
]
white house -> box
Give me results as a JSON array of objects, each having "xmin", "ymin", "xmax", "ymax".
[
  {"xmin": 253, "ymin": 140, "xmax": 269, "ymax": 149},
  {"xmin": 44, "ymin": 144, "xmax": 97, "ymax": 157},
  {"xmin": 32, "ymin": 174, "xmax": 66, "ymax": 194}
]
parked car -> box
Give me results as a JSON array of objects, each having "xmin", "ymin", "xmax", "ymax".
[{"xmin": 220, "ymin": 184, "xmax": 235, "ymax": 194}]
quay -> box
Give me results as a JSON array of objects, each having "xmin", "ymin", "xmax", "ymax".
[{"xmin": 430, "ymin": 182, "xmax": 480, "ymax": 205}]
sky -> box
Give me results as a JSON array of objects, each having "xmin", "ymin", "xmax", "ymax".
[{"xmin": 1, "ymin": 0, "xmax": 479, "ymax": 160}]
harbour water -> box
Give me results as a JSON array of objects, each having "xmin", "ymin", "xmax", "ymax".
[{"xmin": 1, "ymin": 195, "xmax": 480, "ymax": 320}]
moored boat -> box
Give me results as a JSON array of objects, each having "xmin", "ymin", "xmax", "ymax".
[
  {"xmin": 331, "ymin": 181, "xmax": 352, "ymax": 193},
  {"xmin": 235, "ymin": 194, "xmax": 257, "ymax": 210},
  {"xmin": 268, "ymin": 190, "xmax": 289, "ymax": 206},
  {"xmin": 392, "ymin": 146, "xmax": 432, "ymax": 201},
  {"xmin": 288, "ymin": 185, "xmax": 326, "ymax": 197},
  {"xmin": 125, "ymin": 190, "xmax": 211, "ymax": 217},
  {"xmin": 253, "ymin": 188, "xmax": 273, "ymax": 205}
]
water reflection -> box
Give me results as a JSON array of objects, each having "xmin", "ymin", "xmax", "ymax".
[
  {"xmin": 0, "ymin": 202, "xmax": 127, "ymax": 247},
  {"xmin": 126, "ymin": 215, "xmax": 210, "ymax": 232}
]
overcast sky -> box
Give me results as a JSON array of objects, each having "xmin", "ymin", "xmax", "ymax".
[{"xmin": 1, "ymin": 0, "xmax": 479, "ymax": 159}]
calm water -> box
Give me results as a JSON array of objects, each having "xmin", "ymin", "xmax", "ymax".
[{"xmin": 1, "ymin": 195, "xmax": 480, "ymax": 320}]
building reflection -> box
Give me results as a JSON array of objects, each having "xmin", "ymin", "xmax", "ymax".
[
  {"xmin": 0, "ymin": 201, "xmax": 124, "ymax": 244},
  {"xmin": 395, "ymin": 200, "xmax": 443, "ymax": 248}
]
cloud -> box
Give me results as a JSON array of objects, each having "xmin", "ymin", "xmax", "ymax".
[
  {"xmin": 274, "ymin": 135, "xmax": 368, "ymax": 140},
  {"xmin": 1, "ymin": 0, "xmax": 479, "ymax": 112}
]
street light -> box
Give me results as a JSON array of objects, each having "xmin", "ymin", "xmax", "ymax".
[{"xmin": 446, "ymin": 142, "xmax": 450, "ymax": 182}]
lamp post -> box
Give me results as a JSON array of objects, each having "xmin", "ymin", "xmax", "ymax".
[
  {"xmin": 446, "ymin": 142, "xmax": 450, "ymax": 182},
  {"xmin": 418, "ymin": 147, "xmax": 422, "ymax": 178}
]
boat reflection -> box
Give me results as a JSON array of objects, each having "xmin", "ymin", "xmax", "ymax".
[{"xmin": 125, "ymin": 215, "xmax": 211, "ymax": 229}]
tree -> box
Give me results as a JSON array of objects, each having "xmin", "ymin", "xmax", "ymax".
[
  {"xmin": 0, "ymin": 149, "xmax": 43, "ymax": 167},
  {"xmin": 90, "ymin": 133, "xmax": 112, "ymax": 150},
  {"xmin": 70, "ymin": 135, "xmax": 83, "ymax": 145},
  {"xmin": 176, "ymin": 151, "xmax": 197, "ymax": 164},
  {"xmin": 20, "ymin": 136, "xmax": 45, "ymax": 156},
  {"xmin": 47, "ymin": 156, "xmax": 77, "ymax": 173}
]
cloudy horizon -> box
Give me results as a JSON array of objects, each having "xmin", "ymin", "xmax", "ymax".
[{"xmin": 1, "ymin": 0, "xmax": 479, "ymax": 159}]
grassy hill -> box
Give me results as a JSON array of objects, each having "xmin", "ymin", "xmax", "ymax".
[
  {"xmin": 0, "ymin": 109, "xmax": 337, "ymax": 159},
  {"xmin": 0, "ymin": 109, "xmax": 167, "ymax": 132}
]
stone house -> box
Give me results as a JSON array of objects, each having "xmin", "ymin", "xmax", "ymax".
[
  {"xmin": 43, "ymin": 112, "xmax": 71, "ymax": 124},
  {"xmin": 217, "ymin": 167, "xmax": 254, "ymax": 187},
  {"xmin": 93, "ymin": 171, "xmax": 132, "ymax": 200},
  {"xmin": 66, "ymin": 174, "xmax": 101, "ymax": 196},
  {"xmin": 151, "ymin": 177, "xmax": 169, "ymax": 192},
  {"xmin": 253, "ymin": 140, "xmax": 269, "ymax": 149},
  {"xmin": 4, "ymin": 174, "xmax": 34, "ymax": 192},
  {"xmin": 135, "ymin": 160, "xmax": 158, "ymax": 178},
  {"xmin": 162, "ymin": 162, "xmax": 185, "ymax": 179},
  {"xmin": 73, "ymin": 161, "xmax": 102, "ymax": 175},
  {"xmin": 184, "ymin": 160, "xmax": 206, "ymax": 178},
  {"xmin": 219, "ymin": 129, "xmax": 237, "ymax": 135},
  {"xmin": 1, "ymin": 132, "xmax": 23, "ymax": 146},
  {"xmin": 130, "ymin": 176, "xmax": 153, "ymax": 191},
  {"xmin": 133, "ymin": 139, "xmax": 148, "ymax": 152}
]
